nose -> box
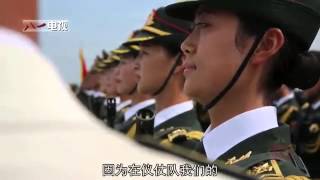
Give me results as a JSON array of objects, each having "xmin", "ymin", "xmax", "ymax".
[
  {"xmin": 181, "ymin": 34, "xmax": 196, "ymax": 56},
  {"xmin": 114, "ymin": 67, "xmax": 120, "ymax": 76},
  {"xmin": 133, "ymin": 61, "xmax": 140, "ymax": 71},
  {"xmin": 112, "ymin": 68, "xmax": 120, "ymax": 82}
]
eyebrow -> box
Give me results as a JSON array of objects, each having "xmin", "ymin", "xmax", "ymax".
[
  {"xmin": 139, "ymin": 42, "xmax": 152, "ymax": 48},
  {"xmin": 195, "ymin": 6, "xmax": 217, "ymax": 17}
]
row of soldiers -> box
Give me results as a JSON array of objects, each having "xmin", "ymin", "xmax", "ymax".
[
  {"xmin": 77, "ymin": 7, "xmax": 205, "ymax": 150},
  {"xmin": 273, "ymin": 83, "xmax": 320, "ymax": 177},
  {"xmin": 73, "ymin": 2, "xmax": 320, "ymax": 179}
]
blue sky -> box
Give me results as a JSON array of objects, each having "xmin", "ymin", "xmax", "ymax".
[
  {"xmin": 39, "ymin": 0, "xmax": 176, "ymax": 84},
  {"xmin": 39, "ymin": 0, "xmax": 320, "ymax": 84}
]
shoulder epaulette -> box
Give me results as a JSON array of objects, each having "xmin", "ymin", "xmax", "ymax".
[
  {"xmin": 155, "ymin": 127, "xmax": 203, "ymax": 144},
  {"xmin": 247, "ymin": 160, "xmax": 310, "ymax": 180}
]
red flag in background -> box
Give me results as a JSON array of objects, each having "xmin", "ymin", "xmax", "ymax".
[{"xmin": 79, "ymin": 48, "xmax": 88, "ymax": 82}]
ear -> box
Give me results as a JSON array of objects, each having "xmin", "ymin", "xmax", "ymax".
[{"xmin": 252, "ymin": 28, "xmax": 285, "ymax": 65}]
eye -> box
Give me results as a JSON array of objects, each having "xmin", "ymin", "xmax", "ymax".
[
  {"xmin": 139, "ymin": 50, "xmax": 148, "ymax": 57},
  {"xmin": 138, "ymin": 52, "xmax": 143, "ymax": 58},
  {"xmin": 191, "ymin": 22, "xmax": 209, "ymax": 31}
]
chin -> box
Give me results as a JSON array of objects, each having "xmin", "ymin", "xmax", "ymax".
[
  {"xmin": 116, "ymin": 87, "xmax": 124, "ymax": 94},
  {"xmin": 124, "ymin": 88, "xmax": 133, "ymax": 95},
  {"xmin": 183, "ymin": 80, "xmax": 195, "ymax": 96},
  {"xmin": 108, "ymin": 92, "xmax": 117, "ymax": 97},
  {"xmin": 184, "ymin": 82, "xmax": 206, "ymax": 104}
]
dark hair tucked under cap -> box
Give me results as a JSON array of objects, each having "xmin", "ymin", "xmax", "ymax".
[{"xmin": 165, "ymin": 0, "xmax": 320, "ymax": 50}]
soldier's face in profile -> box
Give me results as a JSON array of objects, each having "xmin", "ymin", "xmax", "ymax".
[
  {"xmin": 81, "ymin": 73, "xmax": 101, "ymax": 90},
  {"xmin": 116, "ymin": 58, "xmax": 140, "ymax": 95},
  {"xmin": 181, "ymin": 8, "xmax": 253, "ymax": 104},
  {"xmin": 100, "ymin": 67, "xmax": 119, "ymax": 96},
  {"xmin": 137, "ymin": 43, "xmax": 177, "ymax": 95}
]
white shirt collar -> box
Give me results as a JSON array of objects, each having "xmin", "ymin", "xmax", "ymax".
[
  {"xmin": 274, "ymin": 92, "xmax": 294, "ymax": 107},
  {"xmin": 203, "ymin": 106, "xmax": 279, "ymax": 161},
  {"xmin": 84, "ymin": 90, "xmax": 105, "ymax": 98},
  {"xmin": 116, "ymin": 100, "xmax": 132, "ymax": 112},
  {"xmin": 84, "ymin": 90, "xmax": 94, "ymax": 96},
  {"xmin": 154, "ymin": 100, "xmax": 194, "ymax": 128},
  {"xmin": 92, "ymin": 91, "xmax": 105, "ymax": 98},
  {"xmin": 124, "ymin": 99, "xmax": 155, "ymax": 122},
  {"xmin": 115, "ymin": 97, "xmax": 121, "ymax": 105}
]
